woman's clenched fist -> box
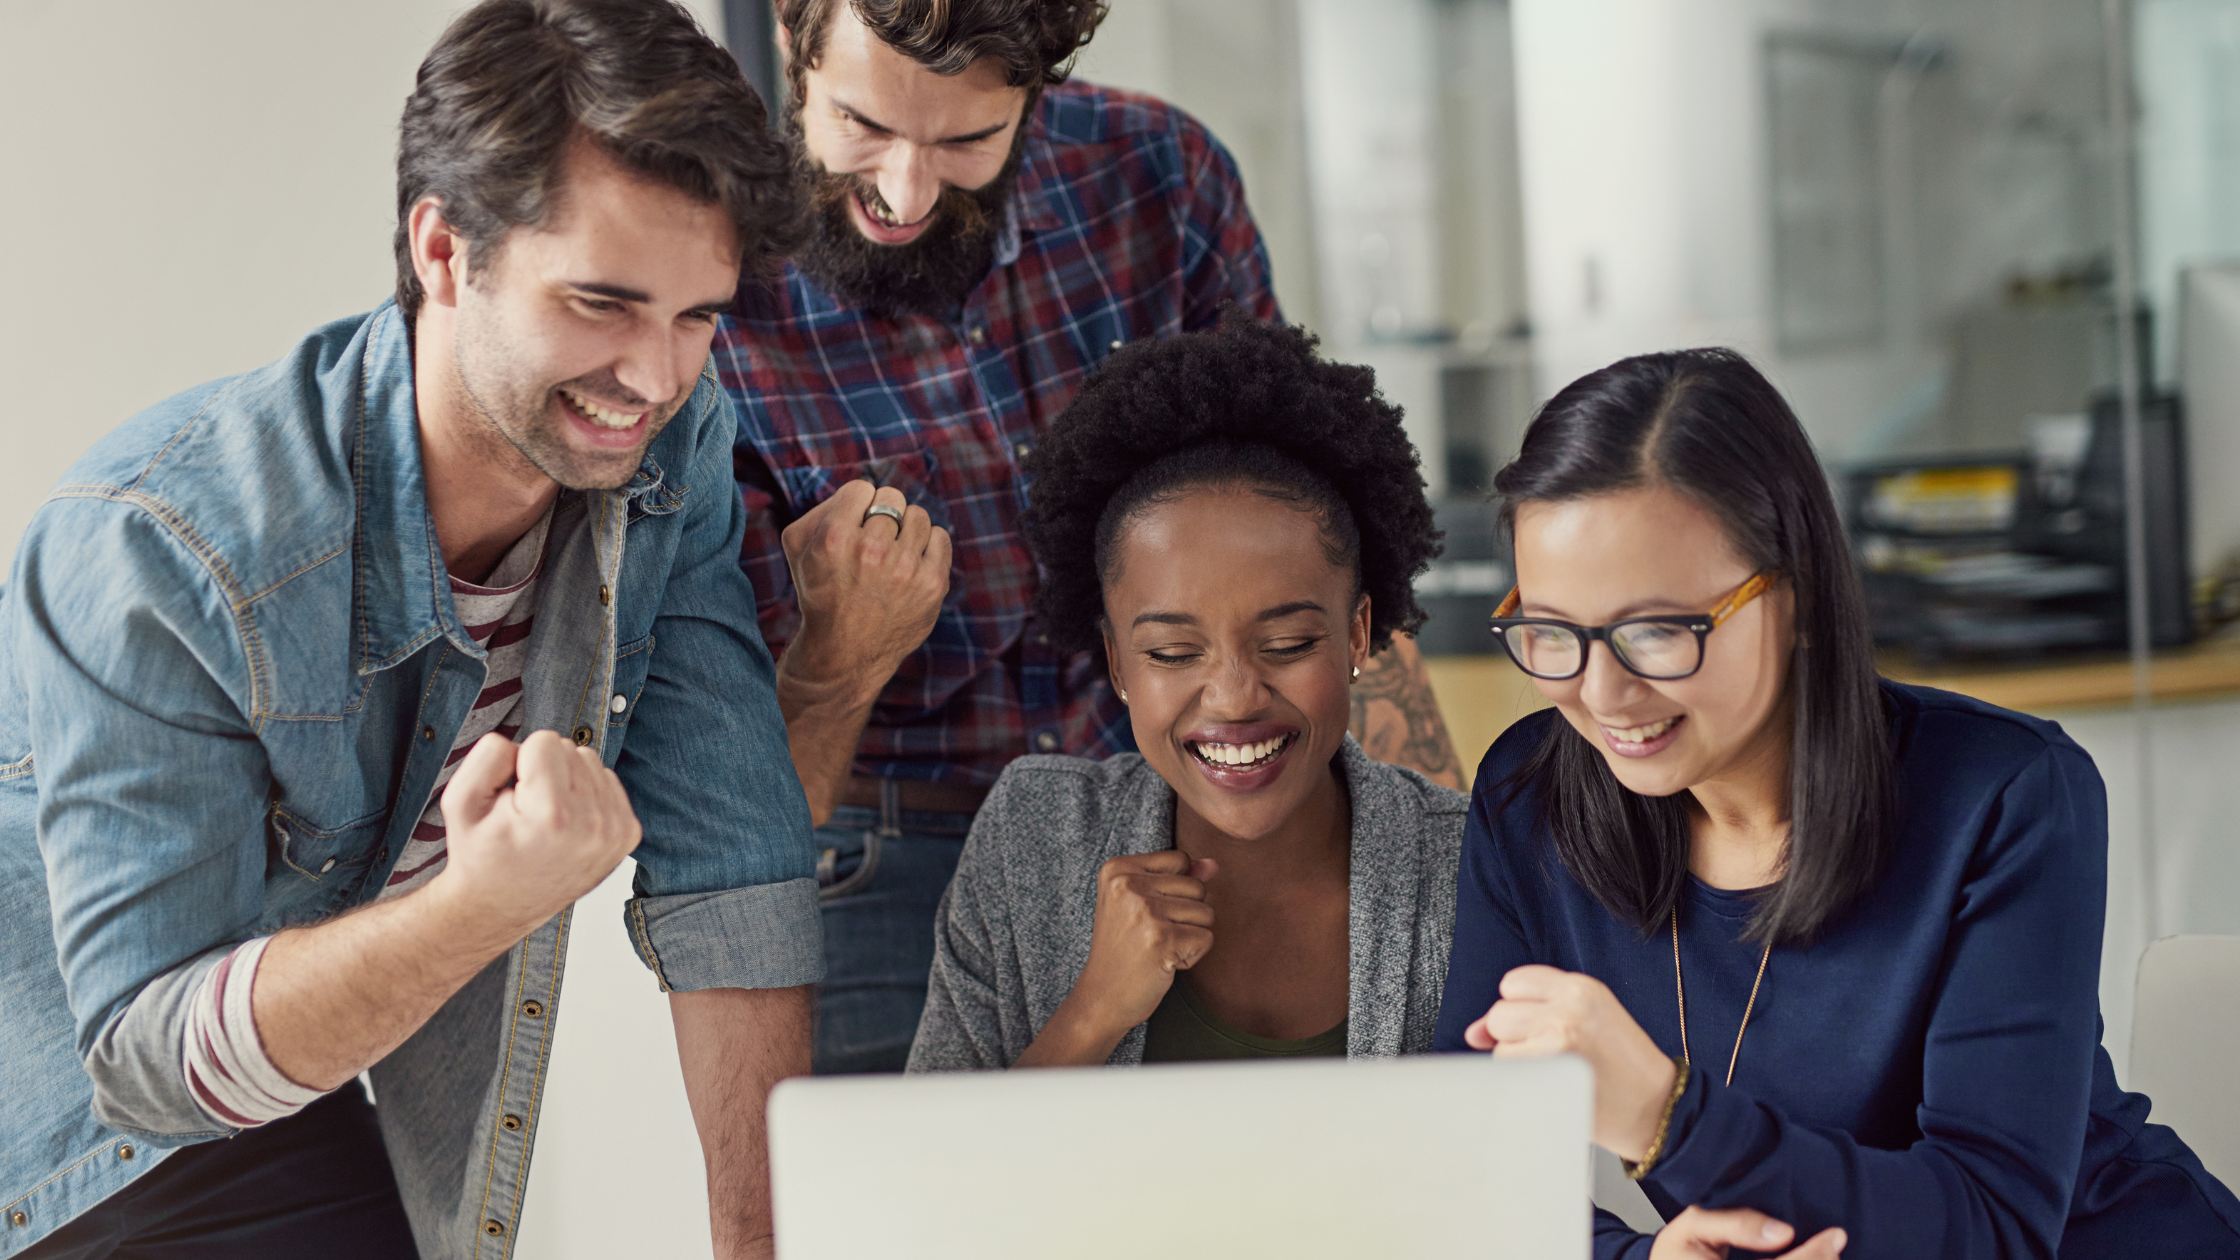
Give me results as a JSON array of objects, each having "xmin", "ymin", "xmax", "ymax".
[{"xmin": 1014, "ymin": 849, "xmax": 1219, "ymax": 1067}]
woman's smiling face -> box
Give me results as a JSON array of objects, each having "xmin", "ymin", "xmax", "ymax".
[
  {"xmin": 1510, "ymin": 484, "xmax": 1794, "ymax": 800},
  {"xmin": 1101, "ymin": 485, "xmax": 1369, "ymax": 841}
]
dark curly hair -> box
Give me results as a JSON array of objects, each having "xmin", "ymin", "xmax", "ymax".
[
  {"xmin": 1022, "ymin": 317, "xmax": 1441, "ymax": 657},
  {"xmin": 778, "ymin": 0, "xmax": 1107, "ymax": 105}
]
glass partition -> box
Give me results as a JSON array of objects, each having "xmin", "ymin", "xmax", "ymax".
[{"xmin": 1054, "ymin": 0, "xmax": 2240, "ymax": 1097}]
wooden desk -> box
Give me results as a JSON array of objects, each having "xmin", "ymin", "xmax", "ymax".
[
  {"xmin": 1878, "ymin": 636, "xmax": 2240, "ymax": 714},
  {"xmin": 1422, "ymin": 635, "xmax": 2240, "ymax": 788},
  {"xmin": 1420, "ymin": 655, "xmax": 1549, "ymax": 788}
]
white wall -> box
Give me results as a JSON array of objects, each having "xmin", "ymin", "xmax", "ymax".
[
  {"xmin": 1509, "ymin": 0, "xmax": 1779, "ymax": 407},
  {"xmin": 2137, "ymin": 0, "xmax": 2240, "ymax": 386},
  {"xmin": 515, "ymin": 864, "xmax": 715, "ymax": 1258},
  {"xmin": 2061, "ymin": 696, "xmax": 2240, "ymax": 1084},
  {"xmin": 1511, "ymin": 0, "xmax": 2117, "ymax": 460},
  {"xmin": 0, "ymin": 2, "xmax": 448, "ymax": 558},
  {"xmin": 0, "ymin": 0, "xmax": 721, "ymax": 560}
]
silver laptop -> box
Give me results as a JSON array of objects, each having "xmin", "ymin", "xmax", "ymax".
[{"xmin": 769, "ymin": 1054, "xmax": 1592, "ymax": 1259}]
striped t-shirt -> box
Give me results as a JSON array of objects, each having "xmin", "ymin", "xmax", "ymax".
[
  {"xmin": 379, "ymin": 511, "xmax": 549, "ymax": 900},
  {"xmin": 183, "ymin": 511, "xmax": 549, "ymax": 1128}
]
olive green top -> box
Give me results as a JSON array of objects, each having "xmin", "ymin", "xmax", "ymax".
[{"xmin": 1140, "ymin": 979, "xmax": 1348, "ymax": 1062}]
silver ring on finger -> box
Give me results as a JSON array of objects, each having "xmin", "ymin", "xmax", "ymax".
[{"xmin": 862, "ymin": 502, "xmax": 905, "ymax": 536}]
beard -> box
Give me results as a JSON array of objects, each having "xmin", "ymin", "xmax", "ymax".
[
  {"xmin": 787, "ymin": 130, "xmax": 1026, "ymax": 321},
  {"xmin": 453, "ymin": 308, "xmax": 683, "ymax": 492}
]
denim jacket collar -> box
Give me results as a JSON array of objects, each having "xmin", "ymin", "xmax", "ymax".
[
  {"xmin": 351, "ymin": 308, "xmax": 451, "ymax": 677},
  {"xmin": 348, "ymin": 307, "xmax": 680, "ymax": 677}
]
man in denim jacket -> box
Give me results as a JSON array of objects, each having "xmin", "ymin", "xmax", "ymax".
[{"xmin": 0, "ymin": 4, "xmax": 816, "ymax": 1258}]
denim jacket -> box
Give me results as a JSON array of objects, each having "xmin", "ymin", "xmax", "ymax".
[{"xmin": 0, "ymin": 304, "xmax": 820, "ymax": 1259}]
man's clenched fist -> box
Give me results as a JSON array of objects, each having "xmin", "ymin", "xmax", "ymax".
[
  {"xmin": 433, "ymin": 729, "xmax": 642, "ymax": 939},
  {"xmin": 779, "ymin": 478, "xmax": 952, "ymax": 695}
]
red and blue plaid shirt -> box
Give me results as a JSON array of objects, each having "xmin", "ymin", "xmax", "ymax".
[{"xmin": 715, "ymin": 82, "xmax": 1279, "ymax": 787}]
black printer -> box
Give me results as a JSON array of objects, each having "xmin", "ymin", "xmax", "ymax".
[{"xmin": 1849, "ymin": 391, "xmax": 2192, "ymax": 661}]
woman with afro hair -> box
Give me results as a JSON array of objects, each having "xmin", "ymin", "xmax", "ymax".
[{"xmin": 906, "ymin": 316, "xmax": 1466, "ymax": 1070}]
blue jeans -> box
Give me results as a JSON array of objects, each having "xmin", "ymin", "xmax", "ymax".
[
  {"xmin": 21, "ymin": 1083, "xmax": 417, "ymax": 1259},
  {"xmin": 812, "ymin": 799, "xmax": 974, "ymax": 1074}
]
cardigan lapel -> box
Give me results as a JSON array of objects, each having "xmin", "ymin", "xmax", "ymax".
[{"xmin": 1340, "ymin": 737, "xmax": 1427, "ymax": 1058}]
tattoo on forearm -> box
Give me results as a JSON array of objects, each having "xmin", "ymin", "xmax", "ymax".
[{"xmin": 1348, "ymin": 640, "xmax": 1464, "ymax": 789}]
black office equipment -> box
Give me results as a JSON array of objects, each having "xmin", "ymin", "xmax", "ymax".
[
  {"xmin": 1412, "ymin": 498, "xmax": 1510, "ymax": 658},
  {"xmin": 1849, "ymin": 392, "xmax": 2191, "ymax": 661}
]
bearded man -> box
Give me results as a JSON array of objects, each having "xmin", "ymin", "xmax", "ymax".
[
  {"xmin": 0, "ymin": 3, "xmax": 816, "ymax": 1257},
  {"xmin": 715, "ymin": 0, "xmax": 1465, "ymax": 1076}
]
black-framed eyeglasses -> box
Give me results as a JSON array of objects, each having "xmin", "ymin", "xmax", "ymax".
[{"xmin": 1487, "ymin": 571, "xmax": 1779, "ymax": 681}]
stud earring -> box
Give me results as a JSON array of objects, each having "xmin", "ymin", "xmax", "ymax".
[
  {"xmin": 1119, "ymin": 689, "xmax": 1129, "ymax": 703},
  {"xmin": 1351, "ymin": 666, "xmax": 1360, "ymax": 680}
]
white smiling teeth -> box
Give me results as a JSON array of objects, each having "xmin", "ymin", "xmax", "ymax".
[
  {"xmin": 861, "ymin": 192, "xmax": 903, "ymax": 226},
  {"xmin": 1609, "ymin": 717, "xmax": 1679, "ymax": 744},
  {"xmin": 1191, "ymin": 735, "xmax": 1293, "ymax": 768},
  {"xmin": 561, "ymin": 387, "xmax": 641, "ymax": 430}
]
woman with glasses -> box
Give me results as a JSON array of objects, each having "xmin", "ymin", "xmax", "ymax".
[
  {"xmin": 1437, "ymin": 348, "xmax": 2240, "ymax": 1259},
  {"xmin": 906, "ymin": 317, "xmax": 1464, "ymax": 1071}
]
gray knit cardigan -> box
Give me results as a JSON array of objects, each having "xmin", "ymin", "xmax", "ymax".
[{"xmin": 907, "ymin": 736, "xmax": 1468, "ymax": 1071}]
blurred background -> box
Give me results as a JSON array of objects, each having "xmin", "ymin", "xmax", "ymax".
[
  {"xmin": 1056, "ymin": 0, "xmax": 2240, "ymax": 1095},
  {"xmin": 5, "ymin": 0, "xmax": 2239, "ymax": 1251},
  {"xmin": 1064, "ymin": 0, "xmax": 2240, "ymax": 1213}
]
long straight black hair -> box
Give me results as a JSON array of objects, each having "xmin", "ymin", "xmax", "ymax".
[{"xmin": 1494, "ymin": 348, "xmax": 1893, "ymax": 945}]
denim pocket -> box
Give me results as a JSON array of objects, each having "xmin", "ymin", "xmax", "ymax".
[
  {"xmin": 608, "ymin": 633, "xmax": 656, "ymax": 729},
  {"xmin": 265, "ymin": 807, "xmax": 390, "ymax": 924}
]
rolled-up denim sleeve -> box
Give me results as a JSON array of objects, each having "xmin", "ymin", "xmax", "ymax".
[
  {"xmin": 612, "ymin": 372, "xmax": 821, "ymax": 992},
  {"xmin": 13, "ymin": 495, "xmax": 271, "ymax": 1139},
  {"xmin": 624, "ymin": 882, "xmax": 821, "ymax": 993}
]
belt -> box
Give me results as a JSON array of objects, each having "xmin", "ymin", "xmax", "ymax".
[{"xmin": 837, "ymin": 775, "xmax": 990, "ymax": 816}]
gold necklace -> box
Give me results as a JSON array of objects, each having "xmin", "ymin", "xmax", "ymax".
[{"xmin": 1670, "ymin": 906, "xmax": 1772, "ymax": 1087}]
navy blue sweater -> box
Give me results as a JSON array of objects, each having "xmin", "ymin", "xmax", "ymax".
[{"xmin": 1434, "ymin": 682, "xmax": 2240, "ymax": 1259}]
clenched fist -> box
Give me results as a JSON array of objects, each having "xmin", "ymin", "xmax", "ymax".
[
  {"xmin": 1015, "ymin": 850, "xmax": 1220, "ymax": 1067},
  {"xmin": 779, "ymin": 478, "xmax": 952, "ymax": 696},
  {"xmin": 433, "ymin": 729, "xmax": 642, "ymax": 940},
  {"xmin": 1077, "ymin": 850, "xmax": 1220, "ymax": 1026}
]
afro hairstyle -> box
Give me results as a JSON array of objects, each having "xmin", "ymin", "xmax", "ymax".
[{"xmin": 1020, "ymin": 314, "xmax": 1441, "ymax": 657}]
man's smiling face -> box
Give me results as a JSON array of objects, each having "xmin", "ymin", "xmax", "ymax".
[
  {"xmin": 786, "ymin": 2, "xmax": 1030, "ymax": 314},
  {"xmin": 449, "ymin": 136, "xmax": 741, "ymax": 490}
]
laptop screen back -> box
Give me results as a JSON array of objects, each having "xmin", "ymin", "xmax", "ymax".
[{"xmin": 769, "ymin": 1054, "xmax": 1592, "ymax": 1260}]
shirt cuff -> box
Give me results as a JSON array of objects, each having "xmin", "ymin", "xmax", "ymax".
[
  {"xmin": 182, "ymin": 936, "xmax": 324, "ymax": 1129},
  {"xmin": 623, "ymin": 877, "xmax": 824, "ymax": 992}
]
